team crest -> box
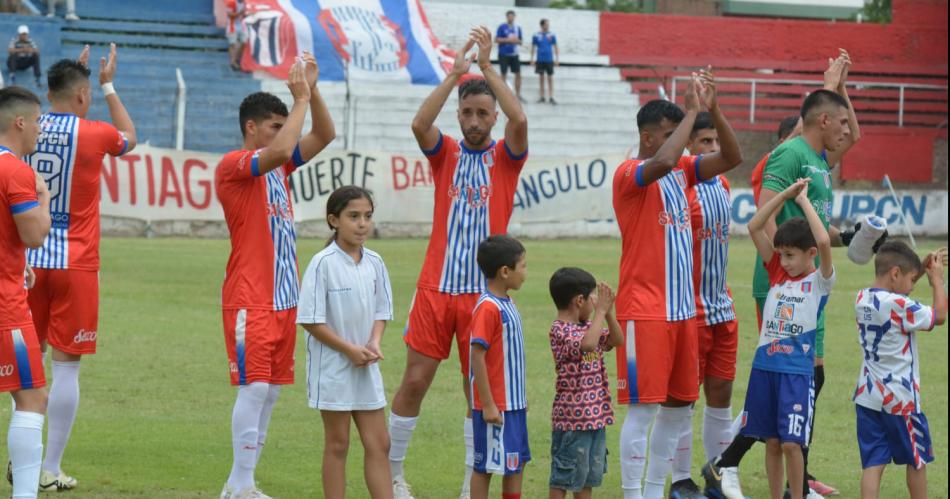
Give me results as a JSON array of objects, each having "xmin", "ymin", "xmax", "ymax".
[
  {"xmin": 801, "ymin": 282, "xmax": 812, "ymax": 293},
  {"xmin": 802, "ymin": 344, "xmax": 811, "ymax": 353},
  {"xmin": 506, "ymin": 452, "xmax": 520, "ymax": 471},
  {"xmin": 774, "ymin": 303, "xmax": 795, "ymax": 320},
  {"xmin": 482, "ymin": 150, "xmax": 495, "ymax": 168}
]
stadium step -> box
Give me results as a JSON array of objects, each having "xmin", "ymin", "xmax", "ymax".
[{"xmin": 61, "ymin": 30, "xmax": 228, "ymax": 51}]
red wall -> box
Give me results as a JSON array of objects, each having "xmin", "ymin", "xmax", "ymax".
[{"xmin": 841, "ymin": 130, "xmax": 936, "ymax": 183}]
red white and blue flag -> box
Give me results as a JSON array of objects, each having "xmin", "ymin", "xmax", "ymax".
[{"xmin": 242, "ymin": 0, "xmax": 453, "ymax": 84}]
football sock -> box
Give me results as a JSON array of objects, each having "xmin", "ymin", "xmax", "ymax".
[
  {"xmin": 502, "ymin": 493, "xmax": 521, "ymax": 499},
  {"xmin": 9, "ymin": 411, "xmax": 44, "ymax": 499},
  {"xmin": 620, "ymin": 404, "xmax": 658, "ymax": 496},
  {"xmin": 43, "ymin": 360, "xmax": 80, "ymax": 475},
  {"xmin": 715, "ymin": 434, "xmax": 756, "ymax": 468},
  {"xmin": 703, "ymin": 406, "xmax": 733, "ymax": 460},
  {"xmin": 227, "ymin": 382, "xmax": 268, "ymax": 492},
  {"xmin": 645, "ymin": 406, "xmax": 691, "ymax": 499},
  {"xmin": 671, "ymin": 406, "xmax": 694, "ymax": 482},
  {"xmin": 462, "ymin": 416, "xmax": 474, "ymax": 493},
  {"xmin": 255, "ymin": 384, "xmax": 281, "ymax": 466},
  {"xmin": 389, "ymin": 412, "xmax": 418, "ymax": 479}
]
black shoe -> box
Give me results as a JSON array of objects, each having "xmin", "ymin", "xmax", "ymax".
[
  {"xmin": 669, "ymin": 478, "xmax": 704, "ymax": 499},
  {"xmin": 549, "ymin": 97, "xmax": 558, "ymax": 105},
  {"xmin": 6, "ymin": 460, "xmax": 11, "ymax": 485},
  {"xmin": 537, "ymin": 97, "xmax": 546, "ymax": 103}
]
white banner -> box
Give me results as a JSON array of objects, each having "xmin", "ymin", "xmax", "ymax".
[{"xmin": 99, "ymin": 145, "xmax": 947, "ymax": 237}]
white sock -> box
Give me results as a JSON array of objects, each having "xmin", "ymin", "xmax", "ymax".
[
  {"xmin": 462, "ymin": 416, "xmax": 474, "ymax": 493},
  {"xmin": 671, "ymin": 407, "xmax": 694, "ymax": 483},
  {"xmin": 255, "ymin": 385, "xmax": 281, "ymax": 466},
  {"xmin": 645, "ymin": 406, "xmax": 692, "ymax": 499},
  {"xmin": 227, "ymin": 382, "xmax": 268, "ymax": 492},
  {"xmin": 9, "ymin": 411, "xmax": 44, "ymax": 499},
  {"xmin": 730, "ymin": 413, "xmax": 743, "ymax": 439},
  {"xmin": 43, "ymin": 360, "xmax": 80, "ymax": 475},
  {"xmin": 703, "ymin": 406, "xmax": 734, "ymax": 461},
  {"xmin": 620, "ymin": 404, "xmax": 658, "ymax": 496},
  {"xmin": 389, "ymin": 412, "xmax": 418, "ymax": 479}
]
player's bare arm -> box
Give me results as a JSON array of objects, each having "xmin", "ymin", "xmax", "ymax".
[
  {"xmin": 795, "ymin": 182, "xmax": 833, "ymax": 278},
  {"xmin": 694, "ymin": 67, "xmax": 743, "ymax": 179},
  {"xmin": 301, "ymin": 323, "xmax": 378, "ymax": 368},
  {"xmin": 749, "ymin": 178, "xmax": 810, "ymax": 263},
  {"xmin": 13, "ymin": 172, "xmax": 51, "ymax": 249},
  {"xmin": 925, "ymin": 256, "xmax": 947, "ymax": 325},
  {"xmin": 637, "ymin": 76, "xmax": 701, "ymax": 186},
  {"xmin": 826, "ymin": 49, "xmax": 860, "ymax": 168},
  {"xmin": 410, "ymin": 38, "xmax": 475, "ymax": 151},
  {"xmin": 255, "ymin": 59, "xmax": 311, "ymax": 175},
  {"xmin": 473, "ymin": 26, "xmax": 527, "ymax": 155},
  {"xmin": 91, "ymin": 43, "xmax": 138, "ymax": 151},
  {"xmin": 296, "ymin": 52, "xmax": 336, "ymax": 161},
  {"xmin": 470, "ymin": 345, "xmax": 501, "ymax": 424}
]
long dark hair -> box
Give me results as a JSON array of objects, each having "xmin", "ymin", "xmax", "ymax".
[{"xmin": 325, "ymin": 186, "xmax": 374, "ymax": 247}]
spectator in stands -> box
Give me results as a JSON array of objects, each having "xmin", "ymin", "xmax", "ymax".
[
  {"xmin": 7, "ymin": 25, "xmax": 41, "ymax": 87},
  {"xmin": 495, "ymin": 10, "xmax": 524, "ymax": 102},
  {"xmin": 225, "ymin": 0, "xmax": 248, "ymax": 72},
  {"xmin": 47, "ymin": 0, "xmax": 79, "ymax": 21},
  {"xmin": 530, "ymin": 19, "xmax": 558, "ymax": 104}
]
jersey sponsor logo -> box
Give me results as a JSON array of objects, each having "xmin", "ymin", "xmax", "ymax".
[
  {"xmin": 265, "ymin": 201, "xmax": 293, "ymax": 221},
  {"xmin": 775, "ymin": 303, "xmax": 796, "ymax": 321},
  {"xmin": 775, "ymin": 291, "xmax": 806, "ymax": 303},
  {"xmin": 328, "ymin": 287, "xmax": 353, "ymax": 294},
  {"xmin": 767, "ymin": 339, "xmax": 794, "ymax": 356},
  {"xmin": 0, "ymin": 364, "xmax": 14, "ymax": 377},
  {"xmin": 696, "ymin": 221, "xmax": 728, "ymax": 243},
  {"xmin": 765, "ymin": 319, "xmax": 804, "ymax": 336},
  {"xmin": 449, "ymin": 183, "xmax": 493, "ymax": 209},
  {"xmin": 50, "ymin": 211, "xmax": 71, "ymax": 230},
  {"xmin": 73, "ymin": 329, "xmax": 97, "ymax": 343},
  {"xmin": 657, "ymin": 206, "xmax": 690, "ymax": 231}
]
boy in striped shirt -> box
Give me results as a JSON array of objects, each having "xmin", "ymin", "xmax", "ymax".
[{"xmin": 469, "ymin": 235, "xmax": 529, "ymax": 499}]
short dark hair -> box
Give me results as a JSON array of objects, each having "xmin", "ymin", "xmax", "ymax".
[
  {"xmin": 778, "ymin": 116, "xmax": 798, "ymax": 141},
  {"xmin": 0, "ymin": 86, "xmax": 40, "ymax": 132},
  {"xmin": 874, "ymin": 240, "xmax": 922, "ymax": 277},
  {"xmin": 540, "ymin": 19, "xmax": 548, "ymax": 27},
  {"xmin": 47, "ymin": 59, "xmax": 92, "ymax": 97},
  {"xmin": 637, "ymin": 99, "xmax": 684, "ymax": 130},
  {"xmin": 239, "ymin": 92, "xmax": 289, "ymax": 137},
  {"xmin": 800, "ymin": 89, "xmax": 849, "ymax": 123},
  {"xmin": 506, "ymin": 10, "xmax": 515, "ymax": 16},
  {"xmin": 458, "ymin": 77, "xmax": 495, "ymax": 102},
  {"xmin": 690, "ymin": 111, "xmax": 714, "ymax": 137},
  {"xmin": 477, "ymin": 235, "xmax": 525, "ymax": 279},
  {"xmin": 773, "ymin": 217, "xmax": 817, "ymax": 251},
  {"xmin": 549, "ymin": 267, "xmax": 596, "ymax": 310}
]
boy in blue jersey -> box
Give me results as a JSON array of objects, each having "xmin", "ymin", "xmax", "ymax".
[
  {"xmin": 530, "ymin": 19, "xmax": 558, "ymax": 104},
  {"xmin": 705, "ymin": 177, "xmax": 834, "ymax": 499}
]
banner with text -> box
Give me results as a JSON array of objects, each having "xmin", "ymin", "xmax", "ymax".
[{"xmin": 99, "ymin": 145, "xmax": 947, "ymax": 237}]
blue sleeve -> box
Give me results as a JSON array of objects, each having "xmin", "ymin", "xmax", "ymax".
[
  {"xmin": 250, "ymin": 151, "xmax": 261, "ymax": 177},
  {"xmin": 291, "ymin": 144, "xmax": 305, "ymax": 168},
  {"xmin": 10, "ymin": 200, "xmax": 38, "ymax": 215},
  {"xmin": 496, "ymin": 25, "xmax": 505, "ymax": 38},
  {"xmin": 503, "ymin": 141, "xmax": 527, "ymax": 161},
  {"xmin": 694, "ymin": 154, "xmax": 704, "ymax": 182},
  {"xmin": 421, "ymin": 132, "xmax": 444, "ymax": 157},
  {"xmin": 635, "ymin": 163, "xmax": 647, "ymax": 187},
  {"xmin": 552, "ymin": 34, "xmax": 557, "ymax": 45}
]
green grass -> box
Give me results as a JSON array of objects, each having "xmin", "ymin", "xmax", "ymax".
[{"xmin": 1, "ymin": 237, "xmax": 946, "ymax": 498}]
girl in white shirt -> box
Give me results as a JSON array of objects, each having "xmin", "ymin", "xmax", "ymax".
[{"xmin": 297, "ymin": 186, "xmax": 394, "ymax": 499}]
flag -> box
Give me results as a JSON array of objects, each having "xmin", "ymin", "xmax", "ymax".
[{"xmin": 242, "ymin": 0, "xmax": 453, "ymax": 84}]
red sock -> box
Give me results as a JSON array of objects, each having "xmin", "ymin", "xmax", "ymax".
[{"xmin": 502, "ymin": 493, "xmax": 521, "ymax": 499}]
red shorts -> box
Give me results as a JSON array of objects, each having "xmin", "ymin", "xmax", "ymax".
[
  {"xmin": 0, "ymin": 325, "xmax": 46, "ymax": 392},
  {"xmin": 698, "ymin": 319, "xmax": 738, "ymax": 382},
  {"xmin": 28, "ymin": 268, "xmax": 99, "ymax": 355},
  {"xmin": 615, "ymin": 319, "xmax": 699, "ymax": 404},
  {"xmin": 223, "ymin": 308, "xmax": 296, "ymax": 386},
  {"xmin": 404, "ymin": 287, "xmax": 479, "ymax": 375}
]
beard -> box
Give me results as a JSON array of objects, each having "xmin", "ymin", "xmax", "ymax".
[{"xmin": 462, "ymin": 128, "xmax": 490, "ymax": 148}]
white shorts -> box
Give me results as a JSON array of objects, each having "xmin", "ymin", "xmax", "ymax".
[
  {"xmin": 305, "ymin": 335, "xmax": 386, "ymax": 411},
  {"xmin": 227, "ymin": 27, "xmax": 247, "ymax": 44}
]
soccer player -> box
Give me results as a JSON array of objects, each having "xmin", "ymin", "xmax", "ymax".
[
  {"xmin": 667, "ymin": 112, "xmax": 739, "ymax": 498},
  {"xmin": 529, "ymin": 19, "xmax": 558, "ymax": 104},
  {"xmin": 389, "ymin": 26, "xmax": 527, "ymax": 499},
  {"xmin": 23, "ymin": 44, "xmax": 136, "ymax": 492},
  {"xmin": 1, "ymin": 85, "xmax": 50, "ymax": 499},
  {"xmin": 215, "ymin": 54, "xmax": 335, "ymax": 499},
  {"xmin": 469, "ymin": 235, "xmax": 529, "ymax": 499},
  {"xmin": 612, "ymin": 69, "xmax": 742, "ymax": 499},
  {"xmin": 853, "ymin": 242, "xmax": 946, "ymax": 499},
  {"xmin": 495, "ymin": 11, "xmax": 523, "ymax": 101}
]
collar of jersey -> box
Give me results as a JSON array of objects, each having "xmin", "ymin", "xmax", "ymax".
[
  {"xmin": 460, "ymin": 140, "xmax": 496, "ymax": 155},
  {"xmin": 329, "ymin": 239, "xmax": 364, "ymax": 264},
  {"xmin": 44, "ymin": 112, "xmax": 77, "ymax": 117}
]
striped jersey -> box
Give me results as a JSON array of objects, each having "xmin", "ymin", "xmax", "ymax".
[
  {"xmin": 469, "ymin": 293, "xmax": 526, "ymax": 411},
  {"xmin": 215, "ymin": 147, "xmax": 305, "ymax": 311},
  {"xmin": 0, "ymin": 148, "xmax": 38, "ymax": 328},
  {"xmin": 754, "ymin": 254, "xmax": 835, "ymax": 375},
  {"xmin": 416, "ymin": 134, "xmax": 526, "ymax": 295},
  {"xmin": 24, "ymin": 113, "xmax": 128, "ymax": 271},
  {"xmin": 612, "ymin": 155, "xmax": 700, "ymax": 322},
  {"xmin": 853, "ymin": 288, "xmax": 936, "ymax": 415},
  {"xmin": 688, "ymin": 175, "xmax": 735, "ymax": 325}
]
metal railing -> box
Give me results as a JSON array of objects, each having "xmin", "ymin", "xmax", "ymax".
[
  {"xmin": 669, "ymin": 76, "xmax": 948, "ymax": 127},
  {"xmin": 175, "ymin": 68, "xmax": 186, "ymax": 150}
]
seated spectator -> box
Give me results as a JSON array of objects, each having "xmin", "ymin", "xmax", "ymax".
[
  {"xmin": 7, "ymin": 25, "xmax": 41, "ymax": 87},
  {"xmin": 47, "ymin": 0, "xmax": 79, "ymax": 21}
]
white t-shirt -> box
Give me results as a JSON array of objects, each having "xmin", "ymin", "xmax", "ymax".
[
  {"xmin": 853, "ymin": 288, "xmax": 936, "ymax": 415},
  {"xmin": 297, "ymin": 241, "xmax": 393, "ymax": 411}
]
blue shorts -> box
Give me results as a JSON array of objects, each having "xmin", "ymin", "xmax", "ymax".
[
  {"xmin": 739, "ymin": 368, "xmax": 813, "ymax": 445},
  {"xmin": 549, "ymin": 428, "xmax": 607, "ymax": 491},
  {"xmin": 473, "ymin": 409, "xmax": 531, "ymax": 475},
  {"xmin": 856, "ymin": 405, "xmax": 934, "ymax": 470}
]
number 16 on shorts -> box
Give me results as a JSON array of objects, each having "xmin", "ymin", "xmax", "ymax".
[{"xmin": 787, "ymin": 414, "xmax": 805, "ymax": 437}]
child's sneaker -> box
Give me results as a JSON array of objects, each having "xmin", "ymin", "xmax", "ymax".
[
  {"xmin": 809, "ymin": 479, "xmax": 838, "ymax": 496},
  {"xmin": 393, "ymin": 475, "xmax": 415, "ymax": 499},
  {"xmin": 233, "ymin": 487, "xmax": 272, "ymax": 499},
  {"xmin": 220, "ymin": 483, "xmax": 233, "ymax": 499},
  {"xmin": 669, "ymin": 478, "xmax": 704, "ymax": 498},
  {"xmin": 39, "ymin": 469, "xmax": 77, "ymax": 491},
  {"xmin": 702, "ymin": 459, "xmax": 744, "ymax": 499}
]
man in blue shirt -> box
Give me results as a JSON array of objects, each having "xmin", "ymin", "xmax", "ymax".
[
  {"xmin": 495, "ymin": 10, "xmax": 524, "ymax": 101},
  {"xmin": 530, "ymin": 19, "xmax": 558, "ymax": 104}
]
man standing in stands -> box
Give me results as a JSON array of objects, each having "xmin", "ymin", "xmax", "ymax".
[
  {"xmin": 6, "ymin": 25, "xmax": 41, "ymax": 87},
  {"xmin": 24, "ymin": 44, "xmax": 137, "ymax": 492},
  {"xmin": 495, "ymin": 10, "xmax": 524, "ymax": 102},
  {"xmin": 530, "ymin": 19, "xmax": 558, "ymax": 104},
  {"xmin": 225, "ymin": 0, "xmax": 247, "ymax": 72}
]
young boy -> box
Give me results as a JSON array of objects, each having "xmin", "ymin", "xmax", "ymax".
[
  {"xmin": 548, "ymin": 269, "xmax": 623, "ymax": 498},
  {"xmin": 853, "ymin": 241, "xmax": 946, "ymax": 499},
  {"xmin": 706, "ymin": 177, "xmax": 834, "ymax": 499},
  {"xmin": 469, "ymin": 235, "xmax": 529, "ymax": 499}
]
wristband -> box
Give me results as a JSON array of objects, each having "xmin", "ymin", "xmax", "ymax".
[{"xmin": 101, "ymin": 82, "xmax": 116, "ymax": 96}]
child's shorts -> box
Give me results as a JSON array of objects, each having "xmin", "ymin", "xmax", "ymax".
[
  {"xmin": 549, "ymin": 428, "xmax": 607, "ymax": 491},
  {"xmin": 856, "ymin": 405, "xmax": 934, "ymax": 470},
  {"xmin": 739, "ymin": 368, "xmax": 812, "ymax": 445},
  {"xmin": 473, "ymin": 408, "xmax": 531, "ymax": 475}
]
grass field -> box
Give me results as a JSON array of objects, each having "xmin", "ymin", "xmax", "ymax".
[{"xmin": 0, "ymin": 237, "xmax": 946, "ymax": 498}]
